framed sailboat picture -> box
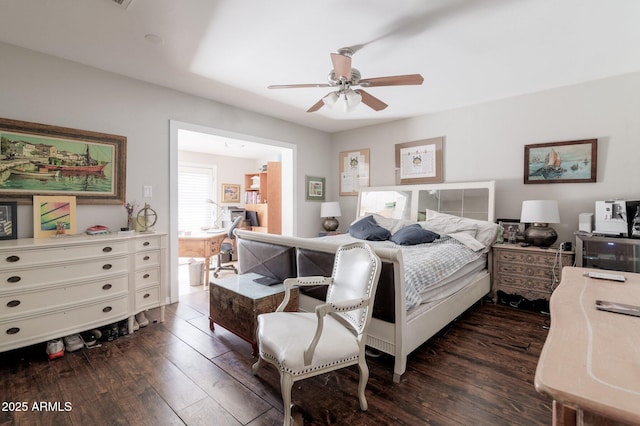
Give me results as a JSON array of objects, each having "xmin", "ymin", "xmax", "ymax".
[
  {"xmin": 524, "ymin": 139, "xmax": 597, "ymax": 184},
  {"xmin": 0, "ymin": 118, "xmax": 126, "ymax": 204}
]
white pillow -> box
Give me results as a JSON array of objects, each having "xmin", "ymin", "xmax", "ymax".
[
  {"xmin": 371, "ymin": 213, "xmax": 413, "ymax": 234},
  {"xmin": 419, "ymin": 210, "xmax": 499, "ymax": 247}
]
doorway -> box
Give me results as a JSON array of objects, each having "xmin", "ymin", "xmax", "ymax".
[{"xmin": 169, "ymin": 120, "xmax": 295, "ymax": 302}]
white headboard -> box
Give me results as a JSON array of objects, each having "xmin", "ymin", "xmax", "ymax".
[{"xmin": 356, "ymin": 180, "xmax": 495, "ymax": 223}]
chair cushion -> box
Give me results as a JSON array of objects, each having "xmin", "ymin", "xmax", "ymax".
[{"xmin": 256, "ymin": 312, "xmax": 360, "ymax": 376}]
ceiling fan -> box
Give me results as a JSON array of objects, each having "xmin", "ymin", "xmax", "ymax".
[{"xmin": 268, "ymin": 47, "xmax": 424, "ymax": 112}]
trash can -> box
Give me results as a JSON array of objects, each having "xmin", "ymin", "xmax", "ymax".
[{"xmin": 188, "ymin": 258, "xmax": 204, "ymax": 286}]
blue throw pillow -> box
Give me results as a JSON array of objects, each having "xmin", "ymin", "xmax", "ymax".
[
  {"xmin": 390, "ymin": 224, "xmax": 440, "ymax": 245},
  {"xmin": 348, "ymin": 216, "xmax": 391, "ymax": 241}
]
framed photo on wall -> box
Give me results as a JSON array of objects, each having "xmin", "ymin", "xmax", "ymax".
[
  {"xmin": 395, "ymin": 137, "xmax": 444, "ymax": 184},
  {"xmin": 305, "ymin": 175, "xmax": 325, "ymax": 201},
  {"xmin": 221, "ymin": 183, "xmax": 241, "ymax": 203},
  {"xmin": 0, "ymin": 201, "xmax": 17, "ymax": 240},
  {"xmin": 0, "ymin": 117, "xmax": 126, "ymax": 204},
  {"xmin": 33, "ymin": 195, "xmax": 77, "ymax": 238},
  {"xmin": 339, "ymin": 149, "xmax": 370, "ymax": 196},
  {"xmin": 524, "ymin": 139, "xmax": 597, "ymax": 184}
]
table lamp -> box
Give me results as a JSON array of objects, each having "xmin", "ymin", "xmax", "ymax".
[
  {"xmin": 520, "ymin": 200, "xmax": 560, "ymax": 247},
  {"xmin": 320, "ymin": 202, "xmax": 342, "ymax": 232}
]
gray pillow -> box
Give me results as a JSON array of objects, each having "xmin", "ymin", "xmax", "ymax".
[
  {"xmin": 390, "ymin": 224, "xmax": 440, "ymax": 245},
  {"xmin": 348, "ymin": 216, "xmax": 391, "ymax": 241}
]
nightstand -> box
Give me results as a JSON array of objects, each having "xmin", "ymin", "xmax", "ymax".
[{"xmin": 491, "ymin": 244, "xmax": 574, "ymax": 301}]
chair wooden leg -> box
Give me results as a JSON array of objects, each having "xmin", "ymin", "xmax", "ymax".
[
  {"xmin": 357, "ymin": 359, "xmax": 369, "ymax": 411},
  {"xmin": 251, "ymin": 357, "xmax": 264, "ymax": 375},
  {"xmin": 280, "ymin": 372, "xmax": 293, "ymax": 426}
]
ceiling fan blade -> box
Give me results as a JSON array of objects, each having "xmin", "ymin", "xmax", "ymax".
[
  {"xmin": 359, "ymin": 74, "xmax": 424, "ymax": 87},
  {"xmin": 268, "ymin": 83, "xmax": 331, "ymax": 89},
  {"xmin": 331, "ymin": 53, "xmax": 352, "ymax": 80},
  {"xmin": 358, "ymin": 90, "xmax": 388, "ymax": 111},
  {"xmin": 306, "ymin": 98, "xmax": 325, "ymax": 113}
]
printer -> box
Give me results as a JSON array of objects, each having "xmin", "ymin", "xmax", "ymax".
[{"xmin": 594, "ymin": 200, "xmax": 628, "ymax": 236}]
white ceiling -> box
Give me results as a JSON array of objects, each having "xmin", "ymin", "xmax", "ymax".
[{"xmin": 1, "ymin": 0, "xmax": 640, "ymax": 138}]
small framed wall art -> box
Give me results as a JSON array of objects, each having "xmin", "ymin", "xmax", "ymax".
[
  {"xmin": 305, "ymin": 175, "xmax": 326, "ymax": 201},
  {"xmin": 339, "ymin": 149, "xmax": 370, "ymax": 196},
  {"xmin": 0, "ymin": 201, "xmax": 17, "ymax": 240},
  {"xmin": 524, "ymin": 139, "xmax": 597, "ymax": 184},
  {"xmin": 221, "ymin": 183, "xmax": 241, "ymax": 203},
  {"xmin": 395, "ymin": 137, "xmax": 444, "ymax": 185},
  {"xmin": 33, "ymin": 195, "xmax": 77, "ymax": 238}
]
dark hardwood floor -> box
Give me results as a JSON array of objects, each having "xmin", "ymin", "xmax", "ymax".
[{"xmin": 0, "ymin": 290, "xmax": 553, "ymax": 425}]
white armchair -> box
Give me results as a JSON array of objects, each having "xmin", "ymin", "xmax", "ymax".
[{"xmin": 252, "ymin": 242, "xmax": 382, "ymax": 426}]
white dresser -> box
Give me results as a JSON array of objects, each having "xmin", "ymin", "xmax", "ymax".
[{"xmin": 0, "ymin": 233, "xmax": 166, "ymax": 352}]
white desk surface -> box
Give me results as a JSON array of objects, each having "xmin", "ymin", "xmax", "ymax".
[{"xmin": 535, "ymin": 266, "xmax": 640, "ymax": 425}]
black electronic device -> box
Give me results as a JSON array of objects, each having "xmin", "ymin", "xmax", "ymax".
[{"xmin": 253, "ymin": 276, "xmax": 281, "ymax": 286}]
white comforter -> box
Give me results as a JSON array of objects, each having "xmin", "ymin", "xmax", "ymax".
[{"xmin": 317, "ymin": 234, "xmax": 485, "ymax": 310}]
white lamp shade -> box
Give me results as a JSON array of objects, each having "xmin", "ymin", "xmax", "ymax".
[
  {"xmin": 322, "ymin": 92, "xmax": 339, "ymax": 108},
  {"xmin": 320, "ymin": 202, "xmax": 342, "ymax": 218},
  {"xmin": 344, "ymin": 90, "xmax": 362, "ymax": 112},
  {"xmin": 520, "ymin": 200, "xmax": 560, "ymax": 224}
]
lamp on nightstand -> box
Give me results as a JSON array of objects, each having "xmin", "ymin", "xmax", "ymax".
[
  {"xmin": 520, "ymin": 200, "xmax": 560, "ymax": 247},
  {"xmin": 320, "ymin": 202, "xmax": 342, "ymax": 232}
]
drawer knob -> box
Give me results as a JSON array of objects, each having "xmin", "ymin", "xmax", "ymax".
[
  {"xmin": 102, "ymin": 246, "xmax": 113, "ymax": 253},
  {"xmin": 143, "ymin": 273, "xmax": 150, "ymax": 279},
  {"xmin": 102, "ymin": 306, "xmax": 112, "ymax": 313},
  {"xmin": 143, "ymin": 293, "xmax": 150, "ymax": 299},
  {"xmin": 6, "ymin": 300, "xmax": 21, "ymax": 308},
  {"xmin": 6, "ymin": 255, "xmax": 20, "ymax": 263},
  {"xmin": 143, "ymin": 241, "xmax": 150, "ymax": 246},
  {"xmin": 7, "ymin": 276, "xmax": 21, "ymax": 283},
  {"xmin": 102, "ymin": 283, "xmax": 112, "ymax": 290},
  {"xmin": 6, "ymin": 327, "xmax": 20, "ymax": 335},
  {"xmin": 143, "ymin": 255, "xmax": 150, "ymax": 261},
  {"xmin": 102, "ymin": 264, "xmax": 112, "ymax": 270}
]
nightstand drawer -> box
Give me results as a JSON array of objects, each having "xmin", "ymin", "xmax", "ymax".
[
  {"xmin": 495, "ymin": 263, "xmax": 556, "ymax": 279},
  {"xmin": 494, "ymin": 274, "xmax": 554, "ymax": 294}
]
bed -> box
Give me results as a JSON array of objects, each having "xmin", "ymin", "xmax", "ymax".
[{"xmin": 235, "ymin": 180, "xmax": 497, "ymax": 382}]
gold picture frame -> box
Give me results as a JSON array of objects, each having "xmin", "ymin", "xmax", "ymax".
[
  {"xmin": 339, "ymin": 149, "xmax": 370, "ymax": 196},
  {"xmin": 33, "ymin": 195, "xmax": 77, "ymax": 238},
  {"xmin": 395, "ymin": 137, "xmax": 444, "ymax": 185},
  {"xmin": 0, "ymin": 117, "xmax": 126, "ymax": 204},
  {"xmin": 221, "ymin": 183, "xmax": 241, "ymax": 203}
]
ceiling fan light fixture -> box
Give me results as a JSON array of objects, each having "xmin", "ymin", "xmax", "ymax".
[
  {"xmin": 322, "ymin": 91, "xmax": 340, "ymax": 108},
  {"xmin": 344, "ymin": 89, "xmax": 362, "ymax": 112}
]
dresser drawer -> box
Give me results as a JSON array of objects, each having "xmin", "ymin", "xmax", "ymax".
[
  {"xmin": 494, "ymin": 274, "xmax": 554, "ymax": 294},
  {"xmin": 135, "ymin": 237, "xmax": 161, "ymax": 252},
  {"xmin": 135, "ymin": 286, "xmax": 160, "ymax": 311},
  {"xmin": 495, "ymin": 262, "xmax": 557, "ymax": 280},
  {"xmin": 0, "ymin": 256, "xmax": 129, "ymax": 291},
  {"xmin": 494, "ymin": 250, "xmax": 560, "ymax": 267},
  {"xmin": 134, "ymin": 267, "xmax": 160, "ymax": 289},
  {"xmin": 0, "ymin": 295, "xmax": 128, "ymax": 352},
  {"xmin": 0, "ymin": 274, "xmax": 128, "ymax": 319},
  {"xmin": 0, "ymin": 241, "xmax": 129, "ymax": 269},
  {"xmin": 135, "ymin": 250, "xmax": 160, "ymax": 268}
]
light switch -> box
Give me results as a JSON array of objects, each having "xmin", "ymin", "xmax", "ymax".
[{"xmin": 143, "ymin": 185, "xmax": 152, "ymax": 197}]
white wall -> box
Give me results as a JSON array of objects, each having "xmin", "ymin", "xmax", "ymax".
[
  {"xmin": 332, "ymin": 72, "xmax": 640, "ymax": 244},
  {"xmin": 0, "ymin": 42, "xmax": 332, "ymax": 239}
]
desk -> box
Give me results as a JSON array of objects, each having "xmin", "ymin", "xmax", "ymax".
[
  {"xmin": 178, "ymin": 232, "xmax": 227, "ymax": 286},
  {"xmin": 535, "ymin": 266, "xmax": 640, "ymax": 425}
]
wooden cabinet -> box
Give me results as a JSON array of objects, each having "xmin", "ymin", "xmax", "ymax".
[
  {"xmin": 491, "ymin": 243, "xmax": 574, "ymax": 301},
  {"xmin": 209, "ymin": 273, "xmax": 298, "ymax": 355},
  {"xmin": 245, "ymin": 161, "xmax": 281, "ymax": 234},
  {"xmin": 0, "ymin": 233, "xmax": 166, "ymax": 353}
]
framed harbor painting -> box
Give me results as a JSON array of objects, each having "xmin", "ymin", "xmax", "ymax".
[
  {"xmin": 0, "ymin": 118, "xmax": 126, "ymax": 204},
  {"xmin": 524, "ymin": 139, "xmax": 597, "ymax": 184}
]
